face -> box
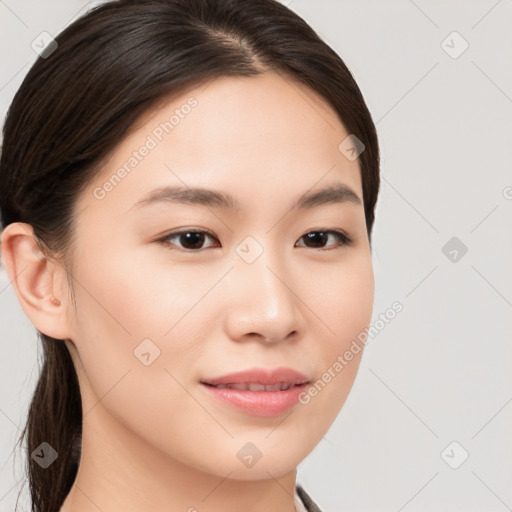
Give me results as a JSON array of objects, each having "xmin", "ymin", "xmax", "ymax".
[{"xmin": 63, "ymin": 71, "xmax": 374, "ymax": 480}]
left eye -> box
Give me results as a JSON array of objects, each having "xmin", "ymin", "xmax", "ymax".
[
  {"xmin": 157, "ymin": 229, "xmax": 352, "ymax": 252},
  {"xmin": 295, "ymin": 230, "xmax": 353, "ymax": 250}
]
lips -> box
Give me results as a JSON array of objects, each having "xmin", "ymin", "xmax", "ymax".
[{"xmin": 200, "ymin": 367, "xmax": 312, "ymax": 417}]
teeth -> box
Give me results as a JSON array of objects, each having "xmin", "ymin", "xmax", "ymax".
[
  {"xmin": 265, "ymin": 383, "xmax": 286, "ymax": 391},
  {"xmin": 248, "ymin": 383, "xmax": 265, "ymax": 391},
  {"xmin": 211, "ymin": 383, "xmax": 294, "ymax": 391}
]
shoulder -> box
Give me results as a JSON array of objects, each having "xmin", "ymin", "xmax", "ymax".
[{"xmin": 295, "ymin": 484, "xmax": 324, "ymax": 512}]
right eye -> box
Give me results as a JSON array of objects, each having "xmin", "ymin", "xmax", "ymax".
[{"xmin": 156, "ymin": 229, "xmax": 221, "ymax": 252}]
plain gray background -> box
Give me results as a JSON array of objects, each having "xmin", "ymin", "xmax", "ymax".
[{"xmin": 1, "ymin": 1, "xmax": 511, "ymax": 511}]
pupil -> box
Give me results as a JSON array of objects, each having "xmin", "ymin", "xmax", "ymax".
[
  {"xmin": 181, "ymin": 232, "xmax": 204, "ymax": 249},
  {"xmin": 305, "ymin": 232, "xmax": 327, "ymax": 247}
]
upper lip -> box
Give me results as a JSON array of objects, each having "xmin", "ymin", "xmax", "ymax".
[{"xmin": 201, "ymin": 367, "xmax": 310, "ymax": 386}]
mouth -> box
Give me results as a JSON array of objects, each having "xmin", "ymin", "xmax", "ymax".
[{"xmin": 199, "ymin": 367, "xmax": 312, "ymax": 417}]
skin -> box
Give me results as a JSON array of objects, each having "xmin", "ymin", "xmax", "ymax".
[{"xmin": 1, "ymin": 71, "xmax": 374, "ymax": 512}]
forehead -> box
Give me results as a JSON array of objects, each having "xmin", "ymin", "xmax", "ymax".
[{"xmin": 78, "ymin": 71, "xmax": 362, "ymax": 219}]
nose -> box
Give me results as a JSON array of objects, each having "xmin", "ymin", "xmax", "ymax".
[{"xmin": 223, "ymin": 247, "xmax": 302, "ymax": 344}]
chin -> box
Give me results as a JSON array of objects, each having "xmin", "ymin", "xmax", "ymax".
[{"xmin": 223, "ymin": 462, "xmax": 297, "ymax": 481}]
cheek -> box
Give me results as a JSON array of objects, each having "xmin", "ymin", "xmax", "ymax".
[
  {"xmin": 300, "ymin": 252, "xmax": 375, "ymax": 345},
  {"xmin": 69, "ymin": 249, "xmax": 213, "ymax": 397},
  {"xmin": 296, "ymin": 254, "xmax": 374, "ymax": 409},
  {"xmin": 73, "ymin": 245, "xmax": 205, "ymax": 338}
]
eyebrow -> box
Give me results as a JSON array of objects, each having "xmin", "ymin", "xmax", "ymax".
[{"xmin": 130, "ymin": 182, "xmax": 361, "ymax": 212}]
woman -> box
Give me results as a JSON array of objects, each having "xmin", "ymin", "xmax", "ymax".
[{"xmin": 0, "ymin": 0, "xmax": 380, "ymax": 510}]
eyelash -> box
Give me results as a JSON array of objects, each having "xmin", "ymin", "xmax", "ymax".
[{"xmin": 156, "ymin": 228, "xmax": 353, "ymax": 253}]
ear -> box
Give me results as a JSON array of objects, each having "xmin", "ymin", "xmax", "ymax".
[{"xmin": 0, "ymin": 222, "xmax": 75, "ymax": 341}]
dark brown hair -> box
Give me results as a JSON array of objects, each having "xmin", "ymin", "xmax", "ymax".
[{"xmin": 0, "ymin": 1, "xmax": 380, "ymax": 510}]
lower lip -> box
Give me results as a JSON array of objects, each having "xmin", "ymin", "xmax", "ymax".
[{"xmin": 200, "ymin": 383, "xmax": 309, "ymax": 417}]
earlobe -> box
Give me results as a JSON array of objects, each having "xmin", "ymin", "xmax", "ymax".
[{"xmin": 0, "ymin": 222, "xmax": 73, "ymax": 340}]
